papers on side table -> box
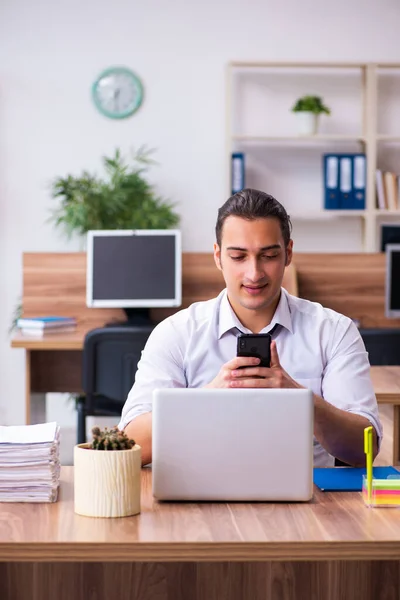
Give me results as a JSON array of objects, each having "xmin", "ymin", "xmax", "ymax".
[{"xmin": 0, "ymin": 422, "xmax": 60, "ymax": 502}]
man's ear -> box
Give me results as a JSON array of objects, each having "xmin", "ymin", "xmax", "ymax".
[
  {"xmin": 285, "ymin": 239, "xmax": 293, "ymax": 267},
  {"xmin": 213, "ymin": 243, "xmax": 222, "ymax": 271}
]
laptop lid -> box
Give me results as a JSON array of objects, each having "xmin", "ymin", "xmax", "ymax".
[{"xmin": 152, "ymin": 388, "xmax": 313, "ymax": 502}]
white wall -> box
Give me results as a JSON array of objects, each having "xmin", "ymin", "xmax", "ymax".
[{"xmin": 1, "ymin": 0, "xmax": 400, "ymax": 426}]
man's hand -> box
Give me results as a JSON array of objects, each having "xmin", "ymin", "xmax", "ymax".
[
  {"xmin": 229, "ymin": 341, "xmax": 302, "ymax": 389},
  {"xmin": 205, "ymin": 356, "xmax": 262, "ymax": 388}
]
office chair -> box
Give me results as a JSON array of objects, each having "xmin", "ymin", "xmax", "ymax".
[
  {"xmin": 77, "ymin": 326, "xmax": 153, "ymax": 444},
  {"xmin": 359, "ymin": 328, "xmax": 400, "ymax": 366}
]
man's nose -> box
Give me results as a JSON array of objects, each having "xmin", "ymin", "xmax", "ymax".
[{"xmin": 245, "ymin": 260, "xmax": 264, "ymax": 282}]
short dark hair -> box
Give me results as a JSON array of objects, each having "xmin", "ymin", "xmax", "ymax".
[{"xmin": 215, "ymin": 188, "xmax": 292, "ymax": 247}]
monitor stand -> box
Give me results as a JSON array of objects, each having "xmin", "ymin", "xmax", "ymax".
[{"xmin": 105, "ymin": 308, "xmax": 153, "ymax": 328}]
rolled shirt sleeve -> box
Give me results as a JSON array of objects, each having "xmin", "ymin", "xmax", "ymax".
[
  {"xmin": 322, "ymin": 317, "xmax": 383, "ymax": 446},
  {"xmin": 118, "ymin": 318, "xmax": 186, "ymax": 431}
]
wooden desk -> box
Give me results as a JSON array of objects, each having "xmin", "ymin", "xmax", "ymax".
[
  {"xmin": 371, "ymin": 366, "xmax": 400, "ymax": 464},
  {"xmin": 1, "ymin": 467, "xmax": 400, "ymax": 600},
  {"xmin": 11, "ymin": 327, "xmax": 88, "ymax": 424},
  {"xmin": 11, "ymin": 253, "xmax": 298, "ymax": 424}
]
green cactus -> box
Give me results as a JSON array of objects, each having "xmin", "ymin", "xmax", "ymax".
[{"xmin": 90, "ymin": 426, "xmax": 136, "ymax": 450}]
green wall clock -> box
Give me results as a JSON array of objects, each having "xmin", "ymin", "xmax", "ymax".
[{"xmin": 92, "ymin": 66, "xmax": 144, "ymax": 119}]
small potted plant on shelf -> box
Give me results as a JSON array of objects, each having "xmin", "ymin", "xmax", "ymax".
[
  {"xmin": 291, "ymin": 95, "xmax": 331, "ymax": 135},
  {"xmin": 74, "ymin": 426, "xmax": 141, "ymax": 518}
]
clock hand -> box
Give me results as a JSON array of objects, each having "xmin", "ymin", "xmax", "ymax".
[{"xmin": 114, "ymin": 88, "xmax": 120, "ymax": 112}]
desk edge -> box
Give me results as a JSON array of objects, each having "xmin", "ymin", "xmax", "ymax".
[{"xmin": 2, "ymin": 541, "xmax": 400, "ymax": 562}]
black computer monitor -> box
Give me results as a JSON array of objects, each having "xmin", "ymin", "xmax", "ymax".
[
  {"xmin": 86, "ymin": 229, "xmax": 182, "ymax": 325},
  {"xmin": 380, "ymin": 223, "xmax": 400, "ymax": 252},
  {"xmin": 385, "ymin": 244, "xmax": 400, "ymax": 318}
]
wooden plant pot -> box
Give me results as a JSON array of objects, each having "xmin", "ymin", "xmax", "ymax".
[{"xmin": 74, "ymin": 443, "xmax": 141, "ymax": 518}]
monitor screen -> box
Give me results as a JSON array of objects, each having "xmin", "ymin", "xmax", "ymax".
[
  {"xmin": 380, "ymin": 223, "xmax": 400, "ymax": 252},
  {"xmin": 385, "ymin": 244, "xmax": 400, "ymax": 318},
  {"xmin": 86, "ymin": 230, "xmax": 182, "ymax": 308}
]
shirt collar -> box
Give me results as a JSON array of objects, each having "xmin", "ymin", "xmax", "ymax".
[{"xmin": 217, "ymin": 288, "xmax": 293, "ymax": 339}]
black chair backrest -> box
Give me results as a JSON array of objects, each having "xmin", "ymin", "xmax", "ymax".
[
  {"xmin": 359, "ymin": 328, "xmax": 400, "ymax": 366},
  {"xmin": 82, "ymin": 326, "xmax": 153, "ymax": 411}
]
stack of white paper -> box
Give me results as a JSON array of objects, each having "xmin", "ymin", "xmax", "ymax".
[{"xmin": 0, "ymin": 422, "xmax": 60, "ymax": 502}]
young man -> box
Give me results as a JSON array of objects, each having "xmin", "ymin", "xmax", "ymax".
[{"xmin": 119, "ymin": 189, "xmax": 381, "ymax": 467}]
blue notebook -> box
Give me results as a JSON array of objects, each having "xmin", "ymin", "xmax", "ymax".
[{"xmin": 313, "ymin": 466, "xmax": 400, "ymax": 492}]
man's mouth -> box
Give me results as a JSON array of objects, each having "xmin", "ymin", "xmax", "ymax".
[{"xmin": 242, "ymin": 284, "xmax": 268, "ymax": 295}]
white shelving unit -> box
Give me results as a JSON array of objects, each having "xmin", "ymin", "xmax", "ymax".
[{"xmin": 226, "ymin": 61, "xmax": 400, "ymax": 252}]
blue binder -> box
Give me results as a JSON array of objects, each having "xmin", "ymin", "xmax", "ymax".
[
  {"xmin": 351, "ymin": 154, "xmax": 366, "ymax": 209},
  {"xmin": 323, "ymin": 154, "xmax": 340, "ymax": 209},
  {"xmin": 313, "ymin": 466, "xmax": 399, "ymax": 492},
  {"xmin": 338, "ymin": 155, "xmax": 354, "ymax": 209},
  {"xmin": 231, "ymin": 152, "xmax": 245, "ymax": 195}
]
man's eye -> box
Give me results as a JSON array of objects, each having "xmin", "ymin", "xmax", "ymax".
[
  {"xmin": 262, "ymin": 254, "xmax": 278, "ymax": 260},
  {"xmin": 230, "ymin": 256, "xmax": 244, "ymax": 261}
]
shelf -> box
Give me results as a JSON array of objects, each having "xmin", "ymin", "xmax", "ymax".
[
  {"xmin": 230, "ymin": 61, "xmax": 400, "ymax": 70},
  {"xmin": 291, "ymin": 211, "xmax": 367, "ymax": 221},
  {"xmin": 374, "ymin": 210, "xmax": 400, "ymax": 217},
  {"xmin": 377, "ymin": 135, "xmax": 400, "ymax": 142},
  {"xmin": 232, "ymin": 135, "xmax": 366, "ymax": 143},
  {"xmin": 229, "ymin": 61, "xmax": 368, "ymax": 69},
  {"xmin": 227, "ymin": 61, "xmax": 400, "ymax": 251}
]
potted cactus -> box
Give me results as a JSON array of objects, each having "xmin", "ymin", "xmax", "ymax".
[{"xmin": 74, "ymin": 426, "xmax": 141, "ymax": 518}]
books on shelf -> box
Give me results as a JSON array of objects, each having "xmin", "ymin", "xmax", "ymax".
[
  {"xmin": 375, "ymin": 169, "xmax": 400, "ymax": 210},
  {"xmin": 323, "ymin": 153, "xmax": 366, "ymax": 210},
  {"xmin": 0, "ymin": 422, "xmax": 60, "ymax": 503}
]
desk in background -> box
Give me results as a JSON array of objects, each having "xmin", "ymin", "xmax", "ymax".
[
  {"xmin": 11, "ymin": 252, "xmax": 400, "ymax": 461},
  {"xmin": 1, "ymin": 467, "xmax": 400, "ymax": 600},
  {"xmin": 11, "ymin": 322, "xmax": 400, "ymax": 464},
  {"xmin": 11, "ymin": 252, "xmax": 297, "ymax": 424}
]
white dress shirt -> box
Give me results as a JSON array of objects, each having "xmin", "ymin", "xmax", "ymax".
[{"xmin": 118, "ymin": 288, "xmax": 382, "ymax": 467}]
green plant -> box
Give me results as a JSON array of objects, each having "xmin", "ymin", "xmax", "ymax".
[
  {"xmin": 8, "ymin": 298, "xmax": 22, "ymax": 335},
  {"xmin": 90, "ymin": 426, "xmax": 136, "ymax": 450},
  {"xmin": 291, "ymin": 95, "xmax": 331, "ymax": 115},
  {"xmin": 48, "ymin": 147, "xmax": 180, "ymax": 239}
]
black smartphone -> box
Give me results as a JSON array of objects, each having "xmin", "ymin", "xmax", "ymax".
[{"xmin": 236, "ymin": 333, "xmax": 272, "ymax": 369}]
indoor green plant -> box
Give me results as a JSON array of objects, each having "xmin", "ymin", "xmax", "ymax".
[
  {"xmin": 74, "ymin": 426, "xmax": 141, "ymax": 517},
  {"xmin": 291, "ymin": 95, "xmax": 331, "ymax": 135},
  {"xmin": 48, "ymin": 147, "xmax": 180, "ymax": 244}
]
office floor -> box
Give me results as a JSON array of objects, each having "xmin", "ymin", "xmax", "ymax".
[{"xmin": 56, "ymin": 405, "xmax": 395, "ymax": 467}]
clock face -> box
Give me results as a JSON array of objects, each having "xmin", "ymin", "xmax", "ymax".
[{"xmin": 92, "ymin": 67, "xmax": 143, "ymax": 119}]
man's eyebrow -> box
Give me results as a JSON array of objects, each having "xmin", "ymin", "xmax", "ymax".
[{"xmin": 226, "ymin": 245, "xmax": 282, "ymax": 252}]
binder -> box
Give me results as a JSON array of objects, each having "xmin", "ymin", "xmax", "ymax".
[
  {"xmin": 231, "ymin": 152, "xmax": 245, "ymax": 195},
  {"xmin": 314, "ymin": 466, "xmax": 399, "ymax": 492},
  {"xmin": 338, "ymin": 155, "xmax": 353, "ymax": 209},
  {"xmin": 351, "ymin": 154, "xmax": 366, "ymax": 209},
  {"xmin": 323, "ymin": 154, "xmax": 340, "ymax": 209}
]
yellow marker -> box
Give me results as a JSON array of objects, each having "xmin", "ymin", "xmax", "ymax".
[{"xmin": 364, "ymin": 426, "xmax": 373, "ymax": 504}]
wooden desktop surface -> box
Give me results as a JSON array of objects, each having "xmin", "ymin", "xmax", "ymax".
[
  {"xmin": 1, "ymin": 466, "xmax": 400, "ymax": 563},
  {"xmin": 3, "ymin": 472, "xmax": 400, "ymax": 599},
  {"xmin": 11, "ymin": 326, "xmax": 89, "ymax": 350},
  {"xmin": 370, "ymin": 366, "xmax": 400, "ymax": 403}
]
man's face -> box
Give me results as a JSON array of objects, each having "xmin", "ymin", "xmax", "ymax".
[{"xmin": 213, "ymin": 216, "xmax": 292, "ymax": 314}]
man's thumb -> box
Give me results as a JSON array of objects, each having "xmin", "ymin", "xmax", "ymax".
[{"xmin": 270, "ymin": 340, "xmax": 280, "ymax": 367}]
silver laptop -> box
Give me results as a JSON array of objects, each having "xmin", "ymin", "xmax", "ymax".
[{"xmin": 152, "ymin": 388, "xmax": 314, "ymax": 502}]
